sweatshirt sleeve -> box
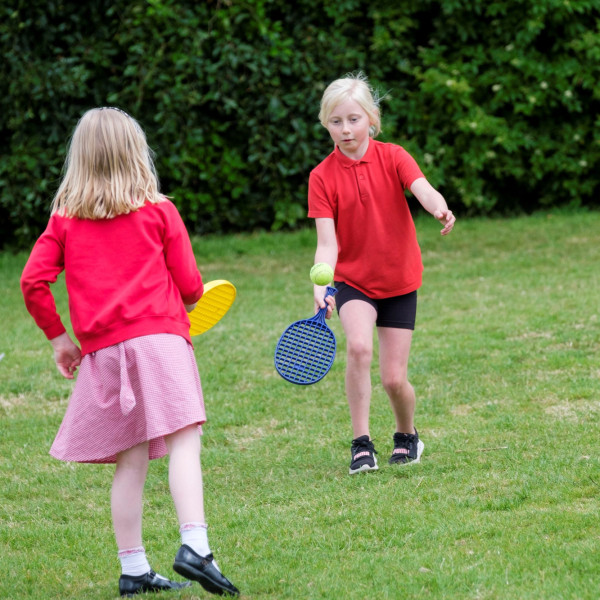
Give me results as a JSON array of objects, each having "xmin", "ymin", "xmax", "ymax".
[
  {"xmin": 161, "ymin": 201, "xmax": 204, "ymax": 305},
  {"xmin": 20, "ymin": 217, "xmax": 68, "ymax": 340}
]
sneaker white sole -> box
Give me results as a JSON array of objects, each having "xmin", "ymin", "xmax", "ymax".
[
  {"xmin": 413, "ymin": 439, "xmax": 425, "ymax": 464},
  {"xmin": 349, "ymin": 456, "xmax": 379, "ymax": 475}
]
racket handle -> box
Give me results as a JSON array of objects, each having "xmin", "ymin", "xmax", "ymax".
[{"xmin": 317, "ymin": 286, "xmax": 337, "ymax": 319}]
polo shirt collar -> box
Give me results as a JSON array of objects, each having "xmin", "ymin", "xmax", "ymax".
[{"xmin": 334, "ymin": 139, "xmax": 376, "ymax": 168}]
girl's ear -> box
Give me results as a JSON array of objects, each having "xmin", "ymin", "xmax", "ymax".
[
  {"xmin": 369, "ymin": 107, "xmax": 380, "ymax": 138},
  {"xmin": 371, "ymin": 107, "xmax": 380, "ymax": 125}
]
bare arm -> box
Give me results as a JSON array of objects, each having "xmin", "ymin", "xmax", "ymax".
[
  {"xmin": 410, "ymin": 177, "xmax": 456, "ymax": 235},
  {"xmin": 314, "ymin": 217, "xmax": 338, "ymax": 318}
]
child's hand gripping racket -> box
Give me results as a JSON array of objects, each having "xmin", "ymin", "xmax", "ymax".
[
  {"xmin": 274, "ymin": 286, "xmax": 337, "ymax": 385},
  {"xmin": 188, "ymin": 280, "xmax": 237, "ymax": 336}
]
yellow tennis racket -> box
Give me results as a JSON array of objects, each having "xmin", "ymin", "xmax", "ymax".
[{"xmin": 188, "ymin": 280, "xmax": 237, "ymax": 336}]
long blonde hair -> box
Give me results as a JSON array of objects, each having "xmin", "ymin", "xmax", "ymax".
[
  {"xmin": 319, "ymin": 71, "xmax": 382, "ymax": 138},
  {"xmin": 51, "ymin": 107, "xmax": 163, "ymax": 219}
]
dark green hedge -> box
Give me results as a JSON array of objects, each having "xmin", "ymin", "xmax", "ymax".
[{"xmin": 2, "ymin": 0, "xmax": 599, "ymax": 249}]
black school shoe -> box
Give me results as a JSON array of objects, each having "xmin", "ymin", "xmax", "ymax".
[
  {"xmin": 119, "ymin": 570, "xmax": 191, "ymax": 597},
  {"xmin": 173, "ymin": 544, "xmax": 240, "ymax": 596},
  {"xmin": 388, "ymin": 429, "xmax": 424, "ymax": 465},
  {"xmin": 349, "ymin": 435, "xmax": 379, "ymax": 475}
]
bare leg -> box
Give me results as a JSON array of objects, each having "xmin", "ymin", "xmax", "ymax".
[
  {"xmin": 168, "ymin": 425, "xmax": 241, "ymax": 596},
  {"xmin": 111, "ymin": 442, "xmax": 149, "ymax": 550},
  {"xmin": 164, "ymin": 424, "xmax": 205, "ymax": 524},
  {"xmin": 377, "ymin": 327, "xmax": 416, "ymax": 434},
  {"xmin": 113, "ymin": 440, "xmax": 194, "ymax": 594},
  {"xmin": 339, "ymin": 300, "xmax": 377, "ymax": 439}
]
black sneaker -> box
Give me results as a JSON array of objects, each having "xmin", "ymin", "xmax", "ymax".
[
  {"xmin": 388, "ymin": 429, "xmax": 424, "ymax": 465},
  {"xmin": 349, "ymin": 435, "xmax": 378, "ymax": 475}
]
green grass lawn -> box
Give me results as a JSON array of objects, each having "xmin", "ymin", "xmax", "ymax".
[{"xmin": 1, "ymin": 210, "xmax": 599, "ymax": 599}]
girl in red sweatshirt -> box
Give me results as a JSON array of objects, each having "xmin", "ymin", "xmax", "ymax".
[{"xmin": 21, "ymin": 107, "xmax": 239, "ymax": 597}]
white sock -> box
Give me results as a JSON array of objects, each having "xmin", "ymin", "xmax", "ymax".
[
  {"xmin": 118, "ymin": 546, "xmax": 151, "ymax": 576},
  {"xmin": 180, "ymin": 522, "xmax": 211, "ymax": 557}
]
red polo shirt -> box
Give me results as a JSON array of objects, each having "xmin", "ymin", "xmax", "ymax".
[{"xmin": 308, "ymin": 139, "xmax": 425, "ymax": 298}]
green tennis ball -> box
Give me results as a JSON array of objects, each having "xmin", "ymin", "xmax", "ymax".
[{"xmin": 310, "ymin": 262, "xmax": 334, "ymax": 285}]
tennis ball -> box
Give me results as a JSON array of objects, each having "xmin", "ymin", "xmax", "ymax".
[{"xmin": 310, "ymin": 262, "xmax": 334, "ymax": 285}]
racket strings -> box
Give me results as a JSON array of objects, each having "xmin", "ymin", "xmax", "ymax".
[{"xmin": 275, "ymin": 321, "xmax": 336, "ymax": 384}]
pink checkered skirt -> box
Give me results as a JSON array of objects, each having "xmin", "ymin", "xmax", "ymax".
[{"xmin": 50, "ymin": 334, "xmax": 206, "ymax": 464}]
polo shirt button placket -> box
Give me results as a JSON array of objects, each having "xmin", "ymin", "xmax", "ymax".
[{"xmin": 357, "ymin": 165, "xmax": 369, "ymax": 202}]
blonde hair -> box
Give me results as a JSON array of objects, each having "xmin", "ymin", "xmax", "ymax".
[
  {"xmin": 51, "ymin": 107, "xmax": 163, "ymax": 219},
  {"xmin": 319, "ymin": 72, "xmax": 382, "ymax": 138}
]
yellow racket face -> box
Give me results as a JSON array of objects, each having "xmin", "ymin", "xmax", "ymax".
[{"xmin": 188, "ymin": 280, "xmax": 237, "ymax": 336}]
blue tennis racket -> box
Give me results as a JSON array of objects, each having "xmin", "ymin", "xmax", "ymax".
[{"xmin": 274, "ymin": 286, "xmax": 337, "ymax": 385}]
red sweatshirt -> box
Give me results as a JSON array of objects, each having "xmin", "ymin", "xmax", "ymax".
[{"xmin": 21, "ymin": 199, "xmax": 203, "ymax": 356}]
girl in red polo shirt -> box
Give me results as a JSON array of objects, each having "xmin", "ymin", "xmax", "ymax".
[
  {"xmin": 308, "ymin": 72, "xmax": 456, "ymax": 475},
  {"xmin": 21, "ymin": 108, "xmax": 239, "ymax": 597}
]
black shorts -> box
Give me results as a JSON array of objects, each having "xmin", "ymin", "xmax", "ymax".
[{"xmin": 334, "ymin": 281, "xmax": 417, "ymax": 330}]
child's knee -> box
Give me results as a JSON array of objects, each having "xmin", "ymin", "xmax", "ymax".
[
  {"xmin": 381, "ymin": 373, "xmax": 410, "ymax": 396},
  {"xmin": 346, "ymin": 339, "xmax": 373, "ymax": 365}
]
